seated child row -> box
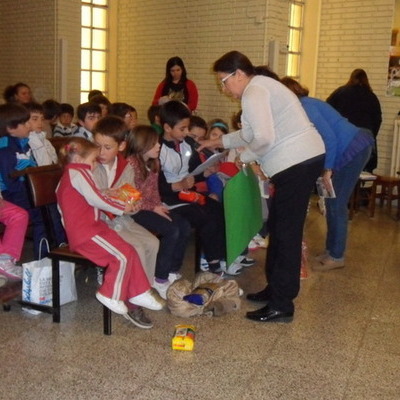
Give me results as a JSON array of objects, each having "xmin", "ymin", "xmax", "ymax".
[{"xmin": 0, "ymin": 100, "xmax": 254, "ymax": 329}]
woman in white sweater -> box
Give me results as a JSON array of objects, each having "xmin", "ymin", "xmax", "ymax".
[{"xmin": 200, "ymin": 51, "xmax": 325, "ymax": 323}]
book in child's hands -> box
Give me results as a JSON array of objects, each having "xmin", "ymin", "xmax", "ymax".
[{"xmin": 316, "ymin": 177, "xmax": 336, "ymax": 198}]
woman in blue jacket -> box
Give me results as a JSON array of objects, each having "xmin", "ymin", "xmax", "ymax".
[{"xmin": 281, "ymin": 77, "xmax": 374, "ymax": 271}]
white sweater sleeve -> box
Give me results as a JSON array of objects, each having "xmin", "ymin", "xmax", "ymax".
[{"xmin": 69, "ymin": 168, "xmax": 125, "ymax": 216}]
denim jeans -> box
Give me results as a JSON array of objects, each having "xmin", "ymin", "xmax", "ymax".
[{"xmin": 325, "ymin": 146, "xmax": 372, "ymax": 260}]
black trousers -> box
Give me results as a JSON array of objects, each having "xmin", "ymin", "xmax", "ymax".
[
  {"xmin": 133, "ymin": 210, "xmax": 191, "ymax": 280},
  {"xmin": 172, "ymin": 198, "xmax": 226, "ymax": 262},
  {"xmin": 265, "ymin": 156, "xmax": 324, "ymax": 313}
]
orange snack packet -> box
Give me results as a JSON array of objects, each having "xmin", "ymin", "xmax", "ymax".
[{"xmin": 110, "ymin": 183, "xmax": 142, "ymax": 204}]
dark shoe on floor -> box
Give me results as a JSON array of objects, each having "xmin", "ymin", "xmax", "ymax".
[
  {"xmin": 123, "ymin": 307, "xmax": 153, "ymax": 329},
  {"xmin": 246, "ymin": 305, "xmax": 294, "ymax": 323},
  {"xmin": 246, "ymin": 287, "xmax": 270, "ymax": 303}
]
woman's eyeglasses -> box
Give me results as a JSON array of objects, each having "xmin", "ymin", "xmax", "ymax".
[{"xmin": 220, "ymin": 71, "xmax": 236, "ymax": 88}]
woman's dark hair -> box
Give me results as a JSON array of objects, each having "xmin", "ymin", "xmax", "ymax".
[
  {"xmin": 280, "ymin": 76, "xmax": 309, "ymax": 97},
  {"xmin": 164, "ymin": 56, "xmax": 187, "ymax": 84},
  {"xmin": 346, "ymin": 69, "xmax": 372, "ymax": 91},
  {"xmin": 254, "ymin": 65, "xmax": 280, "ymax": 81},
  {"xmin": 213, "ymin": 51, "xmax": 280, "ymax": 81},
  {"xmin": 231, "ymin": 110, "xmax": 242, "ymax": 130},
  {"xmin": 2, "ymin": 82, "xmax": 31, "ymax": 103},
  {"xmin": 125, "ymin": 125, "xmax": 160, "ymax": 178},
  {"xmin": 213, "ymin": 51, "xmax": 255, "ymax": 75}
]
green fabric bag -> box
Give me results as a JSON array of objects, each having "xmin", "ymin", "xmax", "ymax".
[{"xmin": 223, "ymin": 167, "xmax": 263, "ymax": 266}]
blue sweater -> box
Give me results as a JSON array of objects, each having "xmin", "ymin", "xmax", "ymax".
[{"xmin": 300, "ymin": 96, "xmax": 373, "ymax": 170}]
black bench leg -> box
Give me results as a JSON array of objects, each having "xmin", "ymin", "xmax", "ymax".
[
  {"xmin": 52, "ymin": 259, "xmax": 61, "ymax": 323},
  {"xmin": 103, "ymin": 306, "xmax": 112, "ymax": 335}
]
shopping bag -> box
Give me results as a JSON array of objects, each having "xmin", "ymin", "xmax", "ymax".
[
  {"xmin": 22, "ymin": 258, "xmax": 77, "ymax": 307},
  {"xmin": 223, "ymin": 167, "xmax": 263, "ymax": 265}
]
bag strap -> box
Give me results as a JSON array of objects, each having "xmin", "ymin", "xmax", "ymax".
[{"xmin": 38, "ymin": 238, "xmax": 50, "ymax": 260}]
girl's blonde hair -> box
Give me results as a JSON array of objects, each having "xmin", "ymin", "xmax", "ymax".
[
  {"xmin": 58, "ymin": 137, "xmax": 98, "ymax": 167},
  {"xmin": 125, "ymin": 125, "xmax": 160, "ymax": 179}
]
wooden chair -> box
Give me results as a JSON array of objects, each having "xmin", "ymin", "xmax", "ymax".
[
  {"xmin": 48, "ymin": 137, "xmax": 71, "ymax": 157},
  {"xmin": 348, "ymin": 172, "xmax": 377, "ymax": 220},
  {"xmin": 18, "ymin": 164, "xmax": 112, "ymax": 335},
  {"xmin": 369, "ymin": 175, "xmax": 400, "ymax": 220}
]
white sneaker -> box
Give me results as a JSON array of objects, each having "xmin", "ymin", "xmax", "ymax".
[
  {"xmin": 168, "ymin": 272, "xmax": 182, "ymax": 283},
  {"xmin": 199, "ymin": 257, "xmax": 209, "ymax": 272},
  {"xmin": 248, "ymin": 234, "xmax": 267, "ymax": 250},
  {"xmin": 0, "ymin": 259, "xmax": 22, "ymax": 280},
  {"xmin": 95, "ymin": 292, "xmax": 128, "ymax": 315},
  {"xmin": 129, "ymin": 290, "xmax": 163, "ymax": 310},
  {"xmin": 235, "ymin": 255, "xmax": 256, "ymax": 267},
  {"xmin": 220, "ymin": 261, "xmax": 243, "ymax": 276},
  {"xmin": 152, "ymin": 280, "xmax": 172, "ymax": 300}
]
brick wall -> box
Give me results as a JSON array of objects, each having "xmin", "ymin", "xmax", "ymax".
[
  {"xmin": 1, "ymin": 0, "xmax": 399, "ymax": 175},
  {"xmin": 0, "ymin": 0, "xmax": 57, "ymax": 102},
  {"xmin": 115, "ymin": 0, "xmax": 290, "ymax": 126},
  {"xmin": 315, "ymin": 0, "xmax": 397, "ymax": 175},
  {"xmin": 0, "ymin": 0, "xmax": 80, "ymax": 105}
]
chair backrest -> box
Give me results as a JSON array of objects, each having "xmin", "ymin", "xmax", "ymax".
[
  {"xmin": 24, "ymin": 164, "xmax": 63, "ymax": 208},
  {"xmin": 49, "ymin": 137, "xmax": 71, "ymax": 157}
]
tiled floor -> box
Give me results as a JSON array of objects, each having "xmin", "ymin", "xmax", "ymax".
[{"xmin": 1, "ymin": 197, "xmax": 400, "ymax": 400}]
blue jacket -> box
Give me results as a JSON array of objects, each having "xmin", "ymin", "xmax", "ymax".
[
  {"xmin": 300, "ymin": 96, "xmax": 372, "ymax": 170},
  {"xmin": 0, "ymin": 135, "xmax": 37, "ymax": 207}
]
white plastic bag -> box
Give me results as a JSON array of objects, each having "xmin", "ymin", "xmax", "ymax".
[{"xmin": 22, "ymin": 240, "xmax": 77, "ymax": 308}]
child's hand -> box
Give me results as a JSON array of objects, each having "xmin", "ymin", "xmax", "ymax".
[
  {"xmin": 204, "ymin": 165, "xmax": 218, "ymax": 177},
  {"xmin": 172, "ymin": 176, "xmax": 195, "ymax": 191},
  {"xmin": 208, "ymin": 193, "xmax": 219, "ymax": 201},
  {"xmin": 154, "ymin": 205, "xmax": 172, "ymax": 221},
  {"xmin": 124, "ymin": 201, "xmax": 141, "ymax": 214}
]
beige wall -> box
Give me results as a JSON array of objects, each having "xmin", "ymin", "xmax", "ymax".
[
  {"xmin": 114, "ymin": 0, "xmax": 291, "ymax": 125},
  {"xmin": 0, "ymin": 0, "xmax": 399, "ymax": 174},
  {"xmin": 314, "ymin": 0, "xmax": 395, "ymax": 175},
  {"xmin": 0, "ymin": 0, "xmax": 80, "ymax": 105}
]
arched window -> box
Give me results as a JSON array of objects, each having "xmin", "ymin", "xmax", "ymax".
[
  {"xmin": 81, "ymin": 0, "xmax": 108, "ymax": 103},
  {"xmin": 286, "ymin": 0, "xmax": 305, "ymax": 79}
]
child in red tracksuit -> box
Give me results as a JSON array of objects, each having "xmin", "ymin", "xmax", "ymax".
[{"xmin": 56, "ymin": 137, "xmax": 162, "ymax": 316}]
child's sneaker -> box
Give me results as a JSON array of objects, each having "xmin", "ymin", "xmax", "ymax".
[
  {"xmin": 123, "ymin": 307, "xmax": 153, "ymax": 329},
  {"xmin": 168, "ymin": 272, "xmax": 182, "ymax": 283},
  {"xmin": 96, "ymin": 292, "xmax": 128, "ymax": 315},
  {"xmin": 0, "ymin": 259, "xmax": 23, "ymax": 280},
  {"xmin": 152, "ymin": 279, "xmax": 172, "ymax": 300},
  {"xmin": 199, "ymin": 257, "xmax": 209, "ymax": 272},
  {"xmin": 235, "ymin": 255, "xmax": 256, "ymax": 267},
  {"xmin": 129, "ymin": 290, "xmax": 163, "ymax": 310},
  {"xmin": 248, "ymin": 234, "xmax": 267, "ymax": 250},
  {"xmin": 220, "ymin": 261, "xmax": 243, "ymax": 276}
]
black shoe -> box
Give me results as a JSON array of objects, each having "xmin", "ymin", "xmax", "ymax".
[
  {"xmin": 246, "ymin": 287, "xmax": 269, "ymax": 303},
  {"xmin": 246, "ymin": 305, "xmax": 294, "ymax": 323}
]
